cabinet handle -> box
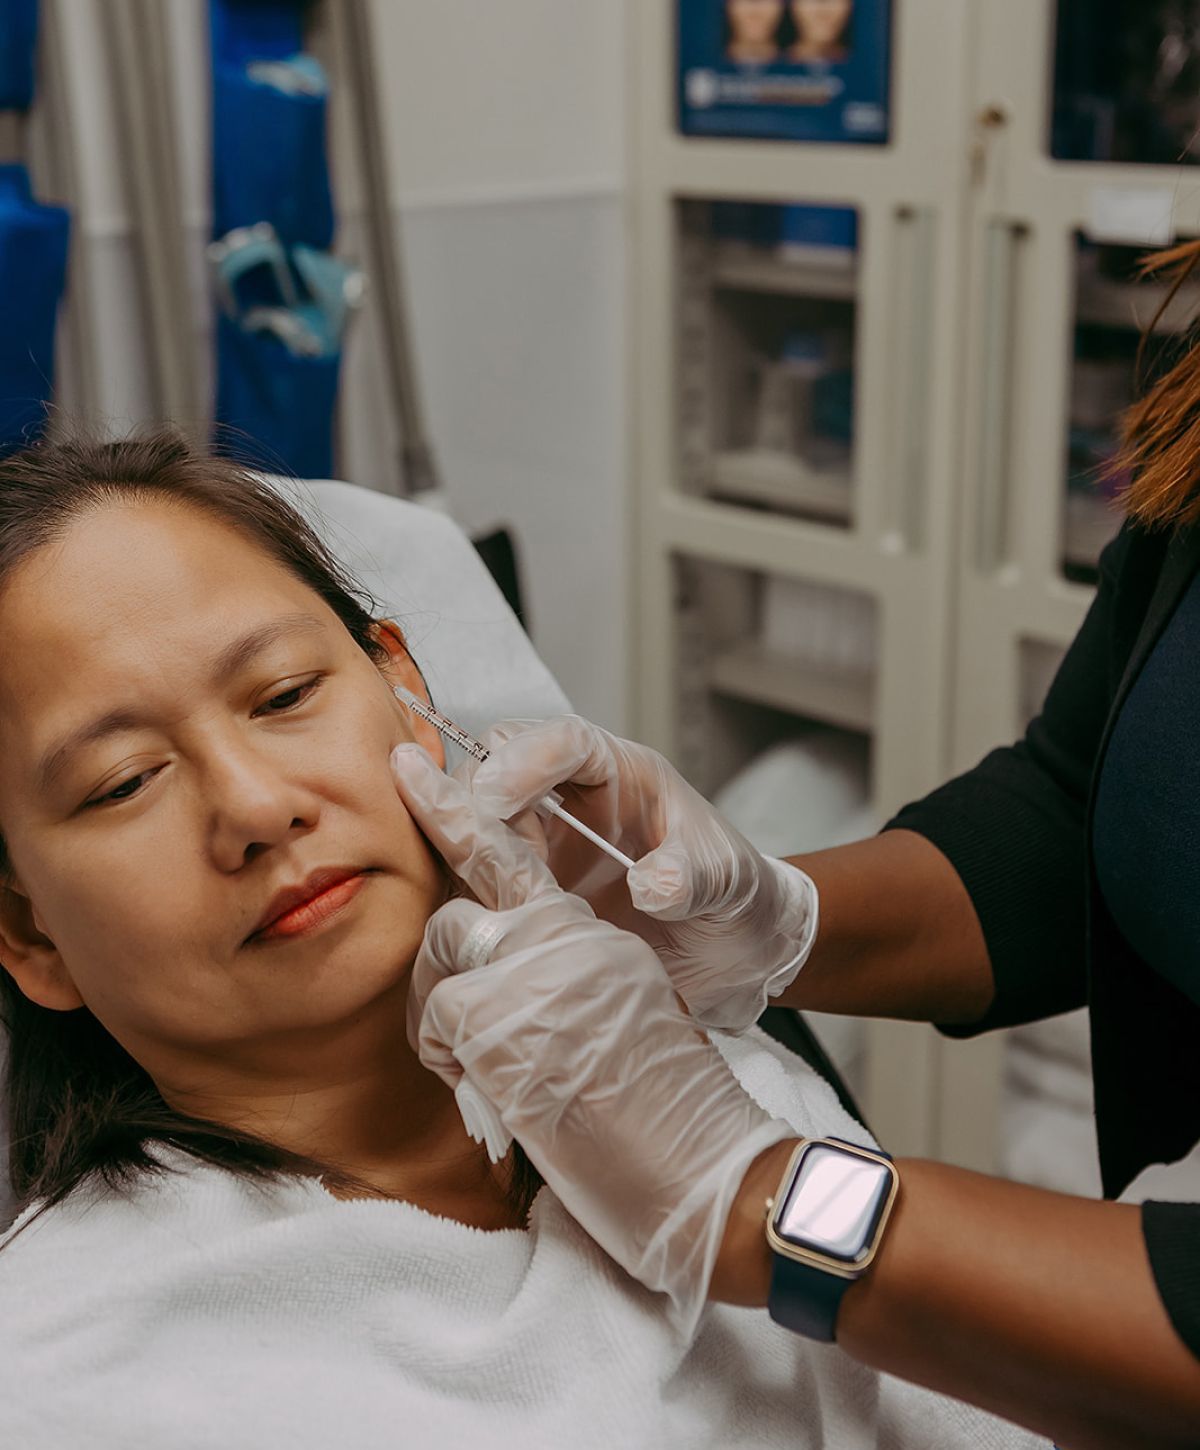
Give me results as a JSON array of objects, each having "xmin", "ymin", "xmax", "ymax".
[
  {"xmin": 975, "ymin": 221, "xmax": 1025, "ymax": 570},
  {"xmin": 884, "ymin": 206, "xmax": 936, "ymax": 549}
]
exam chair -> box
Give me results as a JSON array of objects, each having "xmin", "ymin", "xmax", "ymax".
[{"xmin": 0, "ymin": 478, "xmax": 864, "ymax": 1230}]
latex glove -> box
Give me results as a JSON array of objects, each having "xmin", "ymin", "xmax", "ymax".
[
  {"xmin": 455, "ymin": 716, "xmax": 819, "ymax": 1032},
  {"xmin": 390, "ymin": 743, "xmax": 795, "ymax": 1332}
]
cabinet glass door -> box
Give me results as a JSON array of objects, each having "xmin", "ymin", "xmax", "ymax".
[
  {"xmin": 1052, "ymin": 0, "xmax": 1200, "ymax": 164},
  {"xmin": 677, "ymin": 199, "xmax": 861, "ymax": 528}
]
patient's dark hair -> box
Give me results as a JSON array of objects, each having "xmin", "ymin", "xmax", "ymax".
[{"xmin": 0, "ymin": 427, "xmax": 541, "ymax": 1237}]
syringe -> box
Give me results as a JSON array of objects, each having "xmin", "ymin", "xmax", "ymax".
[{"xmin": 393, "ymin": 685, "xmax": 636, "ymax": 871}]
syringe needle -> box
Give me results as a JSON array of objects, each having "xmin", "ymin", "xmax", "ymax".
[{"xmin": 393, "ymin": 686, "xmax": 635, "ymax": 871}]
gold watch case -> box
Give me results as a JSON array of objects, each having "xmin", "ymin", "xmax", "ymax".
[{"xmin": 764, "ymin": 1137, "xmax": 900, "ymax": 1281}]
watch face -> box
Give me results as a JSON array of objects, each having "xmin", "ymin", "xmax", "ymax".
[{"xmin": 774, "ymin": 1143, "xmax": 893, "ymax": 1264}]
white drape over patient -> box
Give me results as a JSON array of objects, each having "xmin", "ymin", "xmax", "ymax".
[{"xmin": 0, "ymin": 1030, "xmax": 1043, "ymax": 1450}]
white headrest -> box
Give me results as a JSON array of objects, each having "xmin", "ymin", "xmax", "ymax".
[
  {"xmin": 286, "ymin": 480, "xmax": 571, "ymax": 735},
  {"xmin": 0, "ymin": 480, "xmax": 571, "ymax": 1224}
]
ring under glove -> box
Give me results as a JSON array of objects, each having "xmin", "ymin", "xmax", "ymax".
[
  {"xmin": 390, "ymin": 743, "xmax": 795, "ymax": 1332},
  {"xmin": 456, "ymin": 715, "xmax": 819, "ymax": 1032}
]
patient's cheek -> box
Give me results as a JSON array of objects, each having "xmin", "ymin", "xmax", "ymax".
[{"xmin": 399, "ymin": 836, "xmax": 454, "ymax": 924}]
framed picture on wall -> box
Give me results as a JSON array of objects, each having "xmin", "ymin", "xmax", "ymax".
[{"xmin": 678, "ymin": 0, "xmax": 892, "ymax": 145}]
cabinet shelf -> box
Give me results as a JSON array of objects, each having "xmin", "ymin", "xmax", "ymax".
[
  {"xmin": 711, "ymin": 247, "xmax": 859, "ymax": 301},
  {"xmin": 710, "ymin": 448, "xmax": 853, "ymax": 521},
  {"xmin": 710, "ymin": 643, "xmax": 874, "ymax": 734}
]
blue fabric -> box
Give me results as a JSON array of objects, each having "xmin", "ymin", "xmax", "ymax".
[
  {"xmin": 215, "ymin": 313, "xmax": 337, "ymax": 478},
  {"xmin": 209, "ymin": 0, "xmax": 342, "ymax": 474},
  {"xmin": 209, "ymin": 0, "xmax": 301, "ymax": 68},
  {"xmin": 1095, "ymin": 566, "xmax": 1200, "ymax": 1007},
  {"xmin": 0, "ymin": 164, "xmax": 70, "ymax": 454},
  {"xmin": 0, "ymin": 0, "xmax": 39, "ymax": 110},
  {"xmin": 211, "ymin": 60, "xmax": 333, "ymax": 246}
]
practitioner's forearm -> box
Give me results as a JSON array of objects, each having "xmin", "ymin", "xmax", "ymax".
[
  {"xmin": 777, "ymin": 829, "xmax": 995, "ymax": 1025},
  {"xmin": 713, "ymin": 1145, "xmax": 1200, "ymax": 1450}
]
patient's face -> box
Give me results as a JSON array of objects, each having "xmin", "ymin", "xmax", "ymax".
[{"xmin": 0, "ymin": 500, "xmax": 447, "ymax": 1090}]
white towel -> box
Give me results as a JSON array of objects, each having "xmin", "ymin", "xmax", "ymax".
[{"xmin": 0, "ymin": 1031, "xmax": 1047, "ymax": 1450}]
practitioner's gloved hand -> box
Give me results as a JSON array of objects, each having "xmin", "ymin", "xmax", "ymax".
[
  {"xmin": 390, "ymin": 743, "xmax": 796, "ymax": 1332},
  {"xmin": 453, "ymin": 715, "xmax": 819, "ymax": 1031}
]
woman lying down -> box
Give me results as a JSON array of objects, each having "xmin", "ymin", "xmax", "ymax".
[{"xmin": 0, "ymin": 433, "xmax": 1042, "ymax": 1449}]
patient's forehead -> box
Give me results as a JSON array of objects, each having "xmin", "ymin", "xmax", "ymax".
[{"xmin": 0, "ymin": 498, "xmax": 336, "ymax": 750}]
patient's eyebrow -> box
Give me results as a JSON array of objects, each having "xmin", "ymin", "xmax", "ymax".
[{"xmin": 36, "ymin": 613, "xmax": 328, "ymax": 794}]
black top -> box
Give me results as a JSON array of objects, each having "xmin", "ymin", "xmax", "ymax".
[
  {"xmin": 1094, "ymin": 566, "xmax": 1200, "ymax": 1008},
  {"xmin": 884, "ymin": 518, "xmax": 1200, "ymax": 1360}
]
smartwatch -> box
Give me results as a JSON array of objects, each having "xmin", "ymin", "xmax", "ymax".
[{"xmin": 765, "ymin": 1137, "xmax": 899, "ymax": 1342}]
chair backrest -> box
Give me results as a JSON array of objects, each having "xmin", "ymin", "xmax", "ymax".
[
  {"xmin": 292, "ymin": 480, "xmax": 571, "ymax": 733},
  {"xmin": 0, "ymin": 480, "xmax": 571, "ymax": 1226}
]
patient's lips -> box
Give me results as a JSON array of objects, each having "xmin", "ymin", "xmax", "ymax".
[{"xmin": 246, "ymin": 868, "xmax": 370, "ymax": 944}]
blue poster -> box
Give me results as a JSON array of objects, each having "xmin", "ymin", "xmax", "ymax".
[{"xmin": 679, "ymin": 0, "xmax": 892, "ymax": 144}]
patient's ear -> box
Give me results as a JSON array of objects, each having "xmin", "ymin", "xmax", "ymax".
[
  {"xmin": 0, "ymin": 878, "xmax": 85, "ymax": 1012},
  {"xmin": 370, "ymin": 621, "xmax": 446, "ymax": 769}
]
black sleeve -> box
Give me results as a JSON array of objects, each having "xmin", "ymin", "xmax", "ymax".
[
  {"xmin": 1143, "ymin": 1202, "xmax": 1200, "ymax": 1362},
  {"xmin": 882, "ymin": 526, "xmax": 1136, "ymax": 1035}
]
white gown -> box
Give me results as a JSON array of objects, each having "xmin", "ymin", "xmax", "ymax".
[{"xmin": 0, "ymin": 1031, "xmax": 1047, "ymax": 1450}]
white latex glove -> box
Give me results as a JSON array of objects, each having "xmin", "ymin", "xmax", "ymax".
[
  {"xmin": 455, "ymin": 716, "xmax": 819, "ymax": 1032},
  {"xmin": 390, "ymin": 743, "xmax": 795, "ymax": 1332}
]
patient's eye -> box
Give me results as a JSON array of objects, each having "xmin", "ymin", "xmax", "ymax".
[
  {"xmin": 254, "ymin": 675, "xmax": 325, "ymax": 715},
  {"xmin": 84, "ymin": 677, "xmax": 327, "ymax": 808},
  {"xmin": 87, "ymin": 771, "xmax": 156, "ymax": 808}
]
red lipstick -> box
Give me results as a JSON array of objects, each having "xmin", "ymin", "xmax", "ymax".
[{"xmin": 247, "ymin": 869, "xmax": 369, "ymax": 944}]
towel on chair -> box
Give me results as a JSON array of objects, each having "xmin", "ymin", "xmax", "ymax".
[{"xmin": 0, "ymin": 1030, "xmax": 1046, "ymax": 1450}]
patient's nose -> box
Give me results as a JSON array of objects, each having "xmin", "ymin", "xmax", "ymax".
[{"xmin": 203, "ymin": 737, "xmax": 320, "ymax": 870}]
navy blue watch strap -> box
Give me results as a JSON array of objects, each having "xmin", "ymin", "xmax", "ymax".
[
  {"xmin": 768, "ymin": 1253, "xmax": 851, "ymax": 1341},
  {"xmin": 767, "ymin": 1139, "xmax": 894, "ymax": 1343}
]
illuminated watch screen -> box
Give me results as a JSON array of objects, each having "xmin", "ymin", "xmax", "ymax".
[{"xmin": 774, "ymin": 1143, "xmax": 892, "ymax": 1263}]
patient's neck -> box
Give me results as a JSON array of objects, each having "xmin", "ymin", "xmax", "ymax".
[{"xmin": 160, "ymin": 979, "xmax": 525, "ymax": 1231}]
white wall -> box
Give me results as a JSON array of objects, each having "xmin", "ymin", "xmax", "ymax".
[
  {"xmin": 342, "ymin": 0, "xmax": 629, "ymax": 730},
  {"xmin": 34, "ymin": 0, "xmax": 630, "ymax": 731},
  {"xmin": 359, "ymin": 2, "xmax": 623, "ymax": 200}
]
